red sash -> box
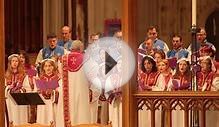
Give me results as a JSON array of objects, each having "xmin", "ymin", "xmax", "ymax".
[
  {"xmin": 62, "ymin": 55, "xmax": 71, "ymax": 127},
  {"xmin": 62, "ymin": 51, "xmax": 84, "ymax": 126}
]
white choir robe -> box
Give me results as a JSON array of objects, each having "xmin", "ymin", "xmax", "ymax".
[
  {"xmin": 92, "ymin": 77, "xmax": 108, "ymax": 125},
  {"xmin": 56, "ymin": 67, "xmax": 91, "ymax": 127},
  {"xmin": 89, "ymin": 83, "xmax": 101, "ymax": 123},
  {"xmin": 36, "ymin": 80, "xmax": 61, "ymax": 125},
  {"xmin": 5, "ymin": 76, "xmax": 31, "ymax": 125}
]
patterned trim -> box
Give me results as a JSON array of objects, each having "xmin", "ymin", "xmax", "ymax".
[
  {"xmin": 67, "ymin": 52, "xmax": 83, "ymax": 72},
  {"xmin": 62, "ymin": 55, "xmax": 71, "ymax": 127}
]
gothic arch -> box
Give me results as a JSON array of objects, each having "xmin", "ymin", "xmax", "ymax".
[{"xmin": 205, "ymin": 9, "xmax": 219, "ymax": 60}]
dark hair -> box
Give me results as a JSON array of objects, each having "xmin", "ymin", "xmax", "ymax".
[
  {"xmin": 113, "ymin": 28, "xmax": 122, "ymax": 34},
  {"xmin": 47, "ymin": 33, "xmax": 57, "ymax": 39},
  {"xmin": 173, "ymin": 60, "xmax": 191, "ymax": 80},
  {"xmin": 141, "ymin": 56, "xmax": 157, "ymax": 73},
  {"xmin": 18, "ymin": 50, "xmax": 30, "ymax": 65},
  {"xmin": 172, "ymin": 34, "xmax": 182, "ymax": 42},
  {"xmin": 147, "ymin": 26, "xmax": 158, "ymax": 33},
  {"xmin": 154, "ymin": 49, "xmax": 166, "ymax": 59},
  {"xmin": 196, "ymin": 27, "xmax": 206, "ymax": 33}
]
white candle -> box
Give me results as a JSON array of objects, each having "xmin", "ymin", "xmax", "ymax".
[{"xmin": 192, "ymin": 0, "xmax": 197, "ymax": 25}]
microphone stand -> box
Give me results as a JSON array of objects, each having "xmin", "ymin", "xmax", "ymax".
[{"xmin": 190, "ymin": 25, "xmax": 199, "ymax": 127}]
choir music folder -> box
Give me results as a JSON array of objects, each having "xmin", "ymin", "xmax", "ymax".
[
  {"xmin": 35, "ymin": 79, "xmax": 59, "ymax": 90},
  {"xmin": 10, "ymin": 92, "xmax": 45, "ymax": 105}
]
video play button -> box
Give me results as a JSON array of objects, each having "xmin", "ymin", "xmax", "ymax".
[
  {"xmin": 105, "ymin": 51, "xmax": 117, "ymax": 75},
  {"xmin": 83, "ymin": 37, "xmax": 136, "ymax": 92}
]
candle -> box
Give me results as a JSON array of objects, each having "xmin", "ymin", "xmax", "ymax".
[{"xmin": 192, "ymin": 0, "xmax": 196, "ymax": 25}]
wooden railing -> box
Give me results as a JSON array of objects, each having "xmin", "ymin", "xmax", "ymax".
[{"xmin": 134, "ymin": 91, "xmax": 219, "ymax": 127}]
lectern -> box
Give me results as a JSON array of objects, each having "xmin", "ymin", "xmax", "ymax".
[{"xmin": 10, "ymin": 92, "xmax": 45, "ymax": 105}]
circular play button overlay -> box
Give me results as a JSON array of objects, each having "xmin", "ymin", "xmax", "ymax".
[{"xmin": 83, "ymin": 37, "xmax": 136, "ymax": 92}]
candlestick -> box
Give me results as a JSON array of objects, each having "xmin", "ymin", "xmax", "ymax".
[{"xmin": 192, "ymin": 0, "xmax": 197, "ymax": 25}]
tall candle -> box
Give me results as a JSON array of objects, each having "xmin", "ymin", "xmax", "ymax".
[{"xmin": 192, "ymin": 0, "xmax": 197, "ymax": 25}]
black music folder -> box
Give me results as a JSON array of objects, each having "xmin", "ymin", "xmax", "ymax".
[{"xmin": 10, "ymin": 92, "xmax": 45, "ymax": 105}]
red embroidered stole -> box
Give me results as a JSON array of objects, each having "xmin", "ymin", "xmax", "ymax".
[
  {"xmin": 6, "ymin": 73, "xmax": 25, "ymax": 92},
  {"xmin": 62, "ymin": 55, "xmax": 70, "ymax": 127},
  {"xmin": 164, "ymin": 73, "xmax": 172, "ymax": 86},
  {"xmin": 62, "ymin": 52, "xmax": 84, "ymax": 126}
]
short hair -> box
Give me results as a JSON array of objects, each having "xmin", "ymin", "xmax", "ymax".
[
  {"xmin": 71, "ymin": 40, "xmax": 84, "ymax": 51},
  {"xmin": 147, "ymin": 26, "xmax": 158, "ymax": 33},
  {"xmin": 196, "ymin": 27, "xmax": 206, "ymax": 34},
  {"xmin": 47, "ymin": 33, "xmax": 57, "ymax": 39},
  {"xmin": 114, "ymin": 28, "xmax": 122, "ymax": 34},
  {"xmin": 90, "ymin": 32, "xmax": 100, "ymax": 37},
  {"xmin": 172, "ymin": 34, "xmax": 182, "ymax": 42},
  {"xmin": 62, "ymin": 26, "xmax": 72, "ymax": 33}
]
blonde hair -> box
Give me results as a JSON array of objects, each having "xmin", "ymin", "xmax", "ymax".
[
  {"xmin": 157, "ymin": 59, "xmax": 171, "ymax": 73},
  {"xmin": 71, "ymin": 40, "xmax": 84, "ymax": 52}
]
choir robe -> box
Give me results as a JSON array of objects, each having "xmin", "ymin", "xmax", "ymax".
[
  {"xmin": 89, "ymin": 84, "xmax": 101, "ymax": 124},
  {"xmin": 138, "ymin": 71, "xmax": 160, "ymax": 91},
  {"xmin": 197, "ymin": 71, "xmax": 218, "ymax": 91},
  {"xmin": 24, "ymin": 64, "xmax": 37, "ymax": 91},
  {"xmin": 171, "ymin": 75, "xmax": 191, "ymax": 127},
  {"xmin": 84, "ymin": 56, "xmax": 102, "ymax": 124},
  {"xmin": 151, "ymin": 72, "xmax": 172, "ymax": 127},
  {"xmin": 35, "ymin": 46, "xmax": 68, "ymax": 64},
  {"xmin": 167, "ymin": 48, "xmax": 189, "ymax": 60},
  {"xmin": 35, "ymin": 74, "xmax": 60, "ymax": 125},
  {"xmin": 5, "ymin": 73, "xmax": 31, "ymax": 125},
  {"xmin": 56, "ymin": 51, "xmax": 90, "ymax": 127},
  {"xmin": 152, "ymin": 72, "xmax": 172, "ymax": 91},
  {"xmin": 138, "ymin": 38, "xmax": 169, "ymax": 54},
  {"xmin": 57, "ymin": 39, "xmax": 74, "ymax": 51},
  {"xmin": 138, "ymin": 71, "xmax": 162, "ymax": 127},
  {"xmin": 88, "ymin": 69, "xmax": 101, "ymax": 124}
]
